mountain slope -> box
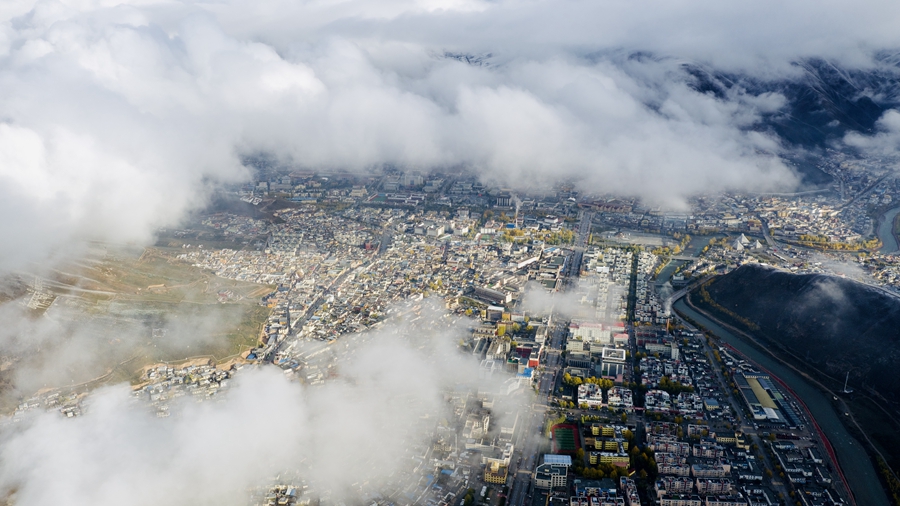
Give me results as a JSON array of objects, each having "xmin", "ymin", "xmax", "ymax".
[
  {"xmin": 702, "ymin": 264, "xmax": 900, "ymax": 405},
  {"xmin": 685, "ymin": 57, "xmax": 900, "ymax": 147}
]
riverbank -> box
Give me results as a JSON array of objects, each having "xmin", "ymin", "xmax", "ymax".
[
  {"xmin": 894, "ymin": 211, "xmax": 900, "ymax": 251},
  {"xmin": 877, "ymin": 205, "xmax": 900, "ymax": 254},
  {"xmin": 673, "ymin": 294, "xmax": 891, "ymax": 506},
  {"xmin": 680, "ymin": 294, "xmax": 855, "ymax": 505},
  {"xmin": 687, "ymin": 291, "xmax": 900, "ymax": 472}
]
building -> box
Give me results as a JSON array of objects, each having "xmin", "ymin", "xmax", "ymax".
[
  {"xmin": 591, "ymin": 424, "xmax": 616, "ymax": 437},
  {"xmin": 535, "ymin": 463, "xmax": 568, "ymax": 489},
  {"xmin": 573, "ymin": 478, "xmax": 618, "ymax": 497},
  {"xmin": 658, "ymin": 463, "xmax": 691, "ymax": 477},
  {"xmin": 656, "ymin": 476, "xmax": 694, "ymax": 498},
  {"xmin": 544, "ymin": 454, "xmax": 573, "ymax": 467},
  {"xmin": 619, "ymin": 477, "xmax": 641, "ymax": 506},
  {"xmin": 713, "ymin": 431, "xmax": 738, "ymax": 445},
  {"xmin": 694, "ymin": 478, "xmax": 733, "ymax": 495},
  {"xmin": 570, "ymin": 322, "xmax": 612, "ymax": 343},
  {"xmin": 569, "ymin": 496, "xmax": 624, "ymax": 506},
  {"xmin": 734, "ymin": 372, "xmax": 787, "ymax": 423},
  {"xmin": 593, "ymin": 438, "xmax": 629, "ymax": 452},
  {"xmin": 400, "ymin": 172, "xmax": 424, "ymax": 187},
  {"xmin": 659, "ymin": 496, "xmax": 702, "ymax": 506},
  {"xmin": 567, "ymin": 352, "xmax": 592, "ymax": 369},
  {"xmin": 484, "ymin": 442, "xmax": 515, "ymax": 468},
  {"xmin": 692, "ymin": 443, "xmax": 725, "ymax": 459},
  {"xmin": 590, "ymin": 451, "xmax": 630, "ymax": 467},
  {"xmin": 567, "ymin": 339, "xmax": 588, "ymax": 352},
  {"xmin": 675, "ymin": 393, "xmax": 703, "ymax": 414},
  {"xmin": 644, "ymin": 390, "xmax": 671, "ymax": 411},
  {"xmin": 485, "ymin": 305, "xmax": 506, "ymax": 321},
  {"xmin": 485, "ymin": 462, "xmax": 508, "ymax": 484},
  {"xmin": 691, "ymin": 463, "xmax": 730, "ymax": 478},
  {"xmin": 648, "ymin": 436, "xmax": 690, "ymax": 457},
  {"xmin": 646, "ymin": 342, "xmax": 679, "ymax": 360},
  {"xmin": 704, "ymin": 496, "xmax": 746, "ymax": 506},
  {"xmin": 578, "ymin": 383, "xmax": 604, "ymax": 408},
  {"xmin": 600, "ymin": 348, "xmax": 627, "ymax": 377},
  {"xmin": 486, "ymin": 340, "xmax": 510, "ymax": 361},
  {"xmin": 607, "ymin": 387, "xmax": 634, "ymax": 410}
]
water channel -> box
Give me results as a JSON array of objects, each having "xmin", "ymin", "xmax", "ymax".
[
  {"xmin": 877, "ymin": 205, "xmax": 900, "ymax": 253},
  {"xmin": 654, "ymin": 235, "xmax": 724, "ymax": 291},
  {"xmin": 673, "ymin": 298, "xmax": 890, "ymax": 506}
]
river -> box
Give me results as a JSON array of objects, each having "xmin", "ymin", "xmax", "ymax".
[
  {"xmin": 654, "ymin": 235, "xmax": 725, "ymax": 290},
  {"xmin": 673, "ymin": 299, "xmax": 890, "ymax": 506},
  {"xmin": 877, "ymin": 205, "xmax": 900, "ymax": 253}
]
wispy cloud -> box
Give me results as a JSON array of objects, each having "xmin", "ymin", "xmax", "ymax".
[{"xmin": 1, "ymin": 301, "xmax": 526, "ymax": 506}]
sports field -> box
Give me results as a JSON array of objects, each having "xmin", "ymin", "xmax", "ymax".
[{"xmin": 551, "ymin": 423, "xmax": 580, "ymax": 454}]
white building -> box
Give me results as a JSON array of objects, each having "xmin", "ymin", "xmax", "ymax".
[
  {"xmin": 577, "ymin": 383, "xmax": 604, "ymax": 408},
  {"xmin": 607, "ymin": 386, "xmax": 634, "ymax": 410},
  {"xmin": 534, "ymin": 463, "xmax": 568, "ymax": 489},
  {"xmin": 569, "ymin": 322, "xmax": 612, "ymax": 343},
  {"xmin": 600, "ymin": 347, "xmax": 627, "ymax": 377}
]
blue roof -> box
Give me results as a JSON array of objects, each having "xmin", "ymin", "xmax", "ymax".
[
  {"xmin": 544, "ymin": 454, "xmax": 573, "ymax": 466},
  {"xmin": 516, "ymin": 367, "xmax": 535, "ymax": 379}
]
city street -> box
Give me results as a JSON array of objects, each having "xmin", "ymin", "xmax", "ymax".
[{"xmin": 507, "ymin": 213, "xmax": 591, "ymax": 506}]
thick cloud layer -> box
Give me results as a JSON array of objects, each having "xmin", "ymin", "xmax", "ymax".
[{"xmin": 4, "ymin": 0, "xmax": 899, "ymax": 271}]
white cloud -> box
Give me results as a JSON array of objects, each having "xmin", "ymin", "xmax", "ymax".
[
  {"xmin": 1, "ymin": 305, "xmax": 522, "ymax": 506},
  {"xmin": 844, "ymin": 109, "xmax": 900, "ymax": 155},
  {"xmin": 6, "ymin": 0, "xmax": 885, "ymax": 270},
  {"xmin": 0, "ymin": 0, "xmax": 898, "ymax": 501}
]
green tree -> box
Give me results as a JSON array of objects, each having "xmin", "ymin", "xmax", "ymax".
[{"xmin": 464, "ymin": 489, "xmax": 475, "ymax": 506}]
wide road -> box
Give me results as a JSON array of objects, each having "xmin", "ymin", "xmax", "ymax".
[
  {"xmin": 839, "ymin": 172, "xmax": 890, "ymax": 210},
  {"xmin": 563, "ymin": 211, "xmax": 594, "ymax": 280},
  {"xmin": 507, "ymin": 320, "xmax": 565, "ymax": 506},
  {"xmin": 508, "ymin": 214, "xmax": 588, "ymax": 506},
  {"xmin": 378, "ymin": 227, "xmax": 393, "ymax": 254},
  {"xmin": 575, "ymin": 211, "xmax": 593, "ymax": 248}
]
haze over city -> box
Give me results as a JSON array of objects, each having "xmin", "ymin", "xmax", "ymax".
[{"xmin": 2, "ymin": 1, "xmax": 900, "ymax": 506}]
